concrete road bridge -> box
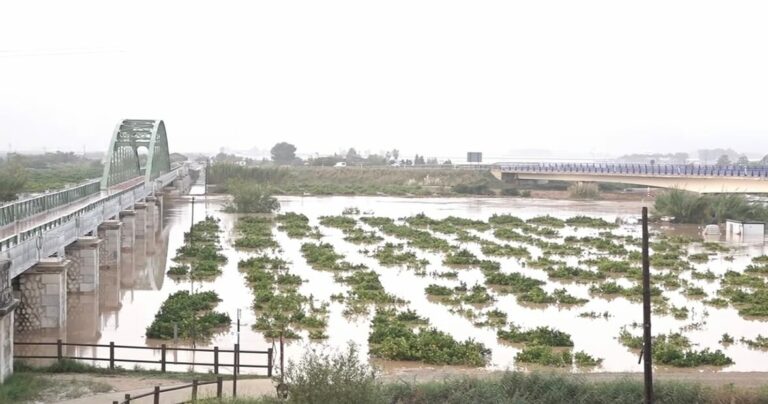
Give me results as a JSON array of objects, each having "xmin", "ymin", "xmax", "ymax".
[
  {"xmin": 0, "ymin": 119, "xmax": 193, "ymax": 382},
  {"xmin": 492, "ymin": 162, "xmax": 768, "ymax": 193}
]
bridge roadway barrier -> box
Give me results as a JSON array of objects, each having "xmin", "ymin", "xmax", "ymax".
[
  {"xmin": 1, "ymin": 168, "xmax": 182, "ymax": 279},
  {"xmin": 493, "ymin": 163, "xmax": 768, "ymax": 193},
  {"xmin": 496, "ymin": 162, "xmax": 768, "ymax": 177}
]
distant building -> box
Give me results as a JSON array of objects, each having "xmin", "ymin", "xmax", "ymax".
[{"xmin": 725, "ymin": 220, "xmax": 765, "ymax": 242}]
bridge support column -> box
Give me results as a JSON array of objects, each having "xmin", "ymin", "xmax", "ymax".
[
  {"xmin": 65, "ymin": 237, "xmax": 101, "ymax": 293},
  {"xmin": 98, "ymin": 220, "xmax": 121, "ymax": 270},
  {"xmin": 0, "ymin": 259, "xmax": 19, "ymax": 383},
  {"xmin": 14, "ymin": 258, "xmax": 69, "ymax": 332},
  {"xmin": 99, "ymin": 257, "xmax": 121, "ymax": 312},
  {"xmin": 155, "ymin": 193, "xmax": 164, "ymax": 228},
  {"xmin": 119, "ymin": 210, "xmax": 135, "ymax": 251},
  {"xmin": 134, "ymin": 203, "xmax": 147, "ymax": 239},
  {"xmin": 145, "ymin": 197, "xmax": 157, "ymax": 253}
]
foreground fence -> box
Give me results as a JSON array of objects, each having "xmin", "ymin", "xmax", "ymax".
[
  {"xmin": 14, "ymin": 339, "xmax": 273, "ymax": 376},
  {"xmin": 117, "ymin": 376, "xmax": 231, "ymax": 403},
  {"xmin": 15, "ymin": 339, "xmax": 274, "ymax": 402}
]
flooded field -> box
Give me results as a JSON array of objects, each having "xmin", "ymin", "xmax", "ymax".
[{"xmin": 18, "ymin": 194, "xmax": 768, "ymax": 375}]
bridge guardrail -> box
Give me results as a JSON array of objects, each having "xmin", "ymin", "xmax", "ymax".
[
  {"xmin": 0, "ymin": 179, "xmax": 102, "ymax": 229},
  {"xmin": 1, "ymin": 167, "xmax": 184, "ymax": 278},
  {"xmin": 498, "ymin": 163, "xmax": 768, "ymax": 178}
]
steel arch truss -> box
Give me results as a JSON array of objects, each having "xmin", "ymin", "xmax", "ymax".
[{"xmin": 101, "ymin": 119, "xmax": 171, "ymax": 189}]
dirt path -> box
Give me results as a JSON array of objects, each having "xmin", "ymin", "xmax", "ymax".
[
  {"xmin": 50, "ymin": 375, "xmax": 273, "ymax": 404},
  {"xmin": 43, "ymin": 369, "xmax": 768, "ymax": 403}
]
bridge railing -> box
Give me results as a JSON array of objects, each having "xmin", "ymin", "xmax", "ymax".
[
  {"xmin": 498, "ymin": 163, "xmax": 768, "ymax": 178},
  {"xmin": 2, "ymin": 182, "xmax": 154, "ymax": 276},
  {"xmin": 1, "ymin": 166, "xmax": 186, "ymax": 278},
  {"xmin": 1, "ymin": 182, "xmax": 151, "ymax": 278},
  {"xmin": 0, "ymin": 179, "xmax": 102, "ymax": 229},
  {"xmin": 0, "ymin": 163, "xmax": 185, "ymax": 231}
]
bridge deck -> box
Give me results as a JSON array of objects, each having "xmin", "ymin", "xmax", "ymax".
[
  {"xmin": 498, "ymin": 163, "xmax": 768, "ymax": 178},
  {"xmin": 0, "ymin": 177, "xmax": 144, "ymax": 242}
]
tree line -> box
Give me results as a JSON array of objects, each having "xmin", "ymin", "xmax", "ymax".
[{"xmin": 212, "ymin": 142, "xmax": 452, "ymax": 167}]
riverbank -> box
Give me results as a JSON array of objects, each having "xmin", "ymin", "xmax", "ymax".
[
  {"xmin": 207, "ymin": 164, "xmax": 576, "ymax": 197},
  {"xmin": 19, "ymin": 369, "xmax": 768, "ymax": 403}
]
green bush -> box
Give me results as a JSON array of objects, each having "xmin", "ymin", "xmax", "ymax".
[
  {"xmin": 567, "ymin": 182, "xmax": 600, "ymax": 199},
  {"xmin": 280, "ymin": 344, "xmax": 383, "ymax": 404},
  {"xmin": 515, "ymin": 345, "xmax": 572, "ymax": 367},
  {"xmin": 225, "ymin": 180, "xmax": 280, "ymax": 213},
  {"xmin": 146, "ymin": 291, "xmax": 231, "ymax": 339},
  {"xmin": 452, "ymin": 183, "xmax": 493, "ymax": 195},
  {"xmin": 368, "ymin": 310, "xmax": 490, "ymax": 366},
  {"xmin": 497, "ymin": 325, "xmax": 574, "ymax": 347}
]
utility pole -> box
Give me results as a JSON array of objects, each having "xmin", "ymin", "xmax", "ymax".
[
  {"xmin": 189, "ymin": 196, "xmax": 196, "ymax": 294},
  {"xmin": 190, "ymin": 196, "xmax": 196, "ymax": 349},
  {"xmin": 641, "ymin": 207, "xmax": 654, "ymax": 404}
]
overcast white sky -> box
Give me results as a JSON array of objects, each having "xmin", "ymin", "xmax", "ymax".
[{"xmin": 1, "ymin": 1, "xmax": 767, "ymax": 160}]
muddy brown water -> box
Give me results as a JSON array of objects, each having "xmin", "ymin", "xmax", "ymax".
[{"xmin": 16, "ymin": 191, "xmax": 768, "ymax": 375}]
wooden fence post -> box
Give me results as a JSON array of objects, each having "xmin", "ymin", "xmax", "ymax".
[
  {"xmin": 191, "ymin": 379, "xmax": 199, "ymax": 402},
  {"xmin": 216, "ymin": 376, "xmax": 223, "ymax": 398},
  {"xmin": 233, "ymin": 343, "xmax": 239, "ymax": 397},
  {"xmin": 153, "ymin": 386, "xmax": 160, "ymax": 404},
  {"xmin": 213, "ymin": 346, "xmax": 219, "ymax": 374},
  {"xmin": 109, "ymin": 341, "xmax": 115, "ymax": 370},
  {"xmin": 56, "ymin": 339, "xmax": 63, "ymax": 362},
  {"xmin": 235, "ymin": 343, "xmax": 240, "ymax": 375},
  {"xmin": 124, "ymin": 393, "xmax": 131, "ymax": 403},
  {"xmin": 267, "ymin": 347, "xmax": 273, "ymax": 377},
  {"xmin": 160, "ymin": 344, "xmax": 166, "ymax": 372}
]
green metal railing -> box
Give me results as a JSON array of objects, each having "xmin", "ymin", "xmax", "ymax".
[{"xmin": 0, "ymin": 179, "xmax": 101, "ymax": 228}]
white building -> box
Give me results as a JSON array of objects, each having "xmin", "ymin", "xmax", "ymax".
[{"xmin": 725, "ymin": 220, "xmax": 765, "ymax": 242}]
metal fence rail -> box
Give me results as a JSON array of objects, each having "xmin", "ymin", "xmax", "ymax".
[{"xmin": 498, "ymin": 162, "xmax": 768, "ymax": 178}]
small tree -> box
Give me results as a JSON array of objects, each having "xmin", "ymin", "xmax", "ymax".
[
  {"xmin": 271, "ymin": 142, "xmax": 297, "ymax": 164},
  {"xmin": 737, "ymin": 155, "xmax": 749, "ymax": 165},
  {"xmin": 0, "ymin": 161, "xmax": 27, "ymax": 202},
  {"xmin": 283, "ymin": 344, "xmax": 382, "ymax": 404},
  {"xmin": 226, "ymin": 181, "xmax": 280, "ymax": 213},
  {"xmin": 716, "ymin": 154, "xmax": 731, "ymax": 166},
  {"xmin": 568, "ymin": 182, "xmax": 600, "ymax": 199},
  {"xmin": 346, "ymin": 148, "xmax": 361, "ymax": 162}
]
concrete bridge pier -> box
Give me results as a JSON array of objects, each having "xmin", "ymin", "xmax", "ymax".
[
  {"xmin": 65, "ymin": 238, "xmax": 102, "ymax": 344},
  {"xmin": 98, "ymin": 221, "xmax": 121, "ymax": 270},
  {"xmin": 65, "ymin": 237, "xmax": 101, "ymax": 294},
  {"xmin": 155, "ymin": 193, "xmax": 164, "ymax": 229},
  {"xmin": 119, "ymin": 210, "xmax": 135, "ymax": 251},
  {"xmin": 66, "ymin": 291, "xmax": 100, "ymax": 343},
  {"xmin": 0, "ymin": 259, "xmax": 19, "ymax": 383},
  {"xmin": 134, "ymin": 203, "xmax": 148, "ymax": 239},
  {"xmin": 99, "ymin": 256, "xmax": 121, "ymax": 313},
  {"xmin": 145, "ymin": 197, "xmax": 157, "ymax": 253},
  {"xmin": 119, "ymin": 243, "xmax": 136, "ymax": 290},
  {"xmin": 14, "ymin": 258, "xmax": 69, "ymax": 333}
]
